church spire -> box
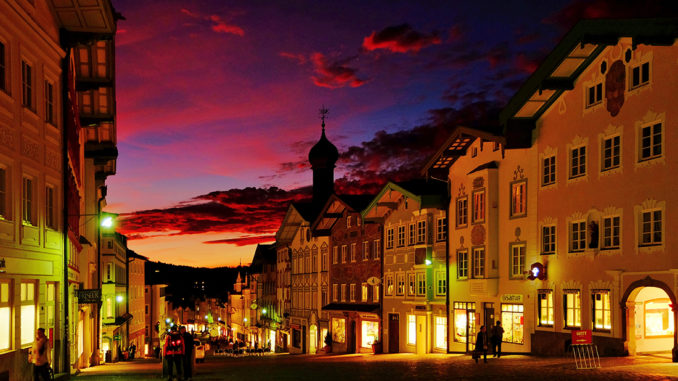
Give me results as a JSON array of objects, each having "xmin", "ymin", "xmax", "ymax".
[{"xmin": 308, "ymin": 106, "xmax": 339, "ymax": 206}]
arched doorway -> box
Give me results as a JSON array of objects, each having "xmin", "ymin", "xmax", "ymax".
[{"xmin": 621, "ymin": 277, "xmax": 678, "ymax": 362}]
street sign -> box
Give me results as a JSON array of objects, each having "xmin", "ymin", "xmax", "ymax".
[
  {"xmin": 76, "ymin": 289, "xmax": 101, "ymax": 304},
  {"xmin": 366, "ymin": 276, "xmax": 381, "ymax": 286}
]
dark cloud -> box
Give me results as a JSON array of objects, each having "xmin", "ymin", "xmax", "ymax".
[
  {"xmin": 545, "ymin": 0, "xmax": 678, "ymax": 30},
  {"xmin": 362, "ymin": 24, "xmax": 442, "ymax": 53},
  {"xmin": 204, "ymin": 235, "xmax": 276, "ymax": 246},
  {"xmin": 310, "ymin": 53, "xmax": 367, "ymax": 89}
]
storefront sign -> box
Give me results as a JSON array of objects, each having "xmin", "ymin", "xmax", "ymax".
[
  {"xmin": 501, "ymin": 294, "xmax": 523, "ymax": 303},
  {"xmin": 571, "ymin": 330, "xmax": 592, "ymax": 344},
  {"xmin": 76, "ymin": 289, "xmax": 101, "ymax": 304},
  {"xmin": 290, "ymin": 324, "xmax": 300, "ymax": 330}
]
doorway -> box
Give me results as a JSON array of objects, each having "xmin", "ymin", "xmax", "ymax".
[
  {"xmin": 309, "ymin": 325, "xmax": 317, "ymax": 354},
  {"xmin": 388, "ymin": 314, "xmax": 399, "ymax": 353},
  {"xmin": 416, "ymin": 315, "xmax": 426, "ymax": 354},
  {"xmin": 302, "ymin": 326, "xmax": 307, "ymax": 353},
  {"xmin": 348, "ymin": 320, "xmax": 356, "ymax": 353}
]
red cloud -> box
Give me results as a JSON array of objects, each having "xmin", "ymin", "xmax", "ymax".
[
  {"xmin": 279, "ymin": 51, "xmax": 307, "ymax": 65},
  {"xmin": 362, "ymin": 24, "xmax": 441, "ymax": 53},
  {"xmin": 204, "ymin": 235, "xmax": 276, "ymax": 246},
  {"xmin": 310, "ymin": 53, "xmax": 366, "ymax": 89},
  {"xmin": 180, "ymin": 8, "xmax": 244, "ymax": 36},
  {"xmin": 515, "ymin": 53, "xmax": 540, "ymax": 74}
]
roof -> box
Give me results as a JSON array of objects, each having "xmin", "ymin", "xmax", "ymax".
[
  {"xmin": 322, "ymin": 303, "xmax": 380, "ymax": 313},
  {"xmin": 127, "ymin": 249, "xmax": 148, "ymax": 261},
  {"xmin": 250, "ymin": 243, "xmax": 276, "ymax": 272},
  {"xmin": 362, "ymin": 179, "xmax": 447, "ymax": 221},
  {"xmin": 308, "ymin": 128, "xmax": 339, "ymax": 168},
  {"xmin": 501, "ymin": 18, "xmax": 678, "ymax": 147},
  {"xmin": 311, "ymin": 193, "xmax": 376, "ymax": 233}
]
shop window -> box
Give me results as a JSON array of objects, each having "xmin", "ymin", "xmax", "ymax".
[
  {"xmin": 407, "ymin": 315, "xmax": 416, "ymax": 345},
  {"xmin": 564, "ymin": 290, "xmax": 582, "ymax": 328},
  {"xmin": 293, "ymin": 329, "xmax": 301, "ymax": 347},
  {"xmin": 509, "ymin": 243, "xmax": 526, "ymax": 279},
  {"xmin": 435, "ymin": 316, "xmax": 447, "ymax": 350},
  {"xmin": 542, "ymin": 155, "xmax": 556, "ymax": 186},
  {"xmin": 542, "ymin": 225, "xmax": 556, "ymax": 254},
  {"xmin": 457, "ymin": 250, "xmax": 468, "ymax": 279},
  {"xmin": 453, "ymin": 302, "xmax": 476, "ymax": 344},
  {"xmin": 538, "ymin": 290, "xmax": 554, "ymax": 327},
  {"xmin": 644, "ymin": 298, "xmax": 674, "ymax": 337},
  {"xmin": 592, "ymin": 290, "xmax": 611, "ymax": 331},
  {"xmin": 20, "ymin": 281, "xmax": 36, "ymax": 346},
  {"xmin": 361, "ymin": 321, "xmax": 379, "ymax": 348},
  {"xmin": 501, "ymin": 303, "xmax": 524, "ymax": 344},
  {"xmin": 456, "ymin": 197, "xmax": 468, "ymax": 227},
  {"xmin": 0, "ymin": 281, "xmax": 10, "ymax": 351}
]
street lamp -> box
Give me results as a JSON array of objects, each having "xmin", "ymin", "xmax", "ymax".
[{"xmin": 116, "ymin": 295, "xmax": 124, "ymax": 303}]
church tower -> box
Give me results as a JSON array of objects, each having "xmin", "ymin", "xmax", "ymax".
[{"xmin": 308, "ymin": 107, "xmax": 339, "ymax": 206}]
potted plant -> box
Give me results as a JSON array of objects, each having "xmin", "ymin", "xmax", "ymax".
[
  {"xmin": 323, "ymin": 331, "xmax": 332, "ymax": 353},
  {"xmin": 371, "ymin": 339, "xmax": 382, "ymax": 354}
]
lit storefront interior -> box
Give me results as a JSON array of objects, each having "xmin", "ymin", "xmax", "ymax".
[
  {"xmin": 434, "ymin": 316, "xmax": 447, "ymax": 350},
  {"xmin": 633, "ymin": 287, "xmax": 675, "ymax": 353},
  {"xmin": 361, "ymin": 320, "xmax": 379, "ymax": 348},
  {"xmin": 500, "ymin": 304, "xmax": 524, "ymax": 345},
  {"xmin": 453, "ymin": 302, "xmax": 476, "ymax": 351}
]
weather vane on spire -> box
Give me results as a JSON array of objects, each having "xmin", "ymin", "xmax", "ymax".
[{"xmin": 319, "ymin": 105, "xmax": 329, "ymax": 131}]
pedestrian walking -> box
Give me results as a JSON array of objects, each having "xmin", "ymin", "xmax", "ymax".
[
  {"xmin": 164, "ymin": 326, "xmax": 185, "ymax": 381},
  {"xmin": 29, "ymin": 328, "xmax": 51, "ymax": 381},
  {"xmin": 491, "ymin": 321, "xmax": 504, "ymax": 358},
  {"xmin": 473, "ymin": 325, "xmax": 488, "ymax": 364},
  {"xmin": 180, "ymin": 326, "xmax": 195, "ymax": 381}
]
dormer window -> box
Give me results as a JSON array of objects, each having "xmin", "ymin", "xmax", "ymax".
[
  {"xmin": 586, "ymin": 82, "xmax": 603, "ymax": 108},
  {"xmin": 346, "ymin": 215, "xmax": 352, "ymax": 228}
]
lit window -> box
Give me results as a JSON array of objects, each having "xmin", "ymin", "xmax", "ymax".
[
  {"xmin": 361, "ymin": 284, "xmax": 368, "ymax": 302},
  {"xmin": 472, "ymin": 190, "xmax": 485, "ymax": 223},
  {"xmin": 585, "ymin": 82, "xmax": 603, "ymax": 108},
  {"xmin": 22, "ymin": 177, "xmax": 34, "ymax": 225},
  {"xmin": 509, "ymin": 244, "xmax": 525, "ymax": 279},
  {"xmin": 435, "ymin": 316, "xmax": 447, "ymax": 349},
  {"xmin": 602, "ymin": 135, "xmax": 621, "ymax": 171},
  {"xmin": 373, "ymin": 240, "xmax": 380, "ymax": 259},
  {"xmin": 0, "ymin": 281, "xmax": 11, "ymax": 351},
  {"xmin": 408, "ymin": 223, "xmax": 415, "ymax": 245},
  {"xmin": 20, "ymin": 281, "xmax": 36, "ymax": 346},
  {"xmin": 350, "ymin": 243, "xmax": 356, "ymax": 262},
  {"xmin": 407, "ymin": 274, "xmax": 415, "ymax": 296},
  {"xmin": 397, "ymin": 226, "xmax": 405, "ymax": 247},
  {"xmin": 510, "ymin": 180, "xmax": 527, "ymax": 217},
  {"xmin": 629, "ymin": 61, "xmax": 650, "ymax": 89},
  {"xmin": 643, "ymin": 298, "xmax": 674, "ymax": 337},
  {"xmin": 602, "ymin": 216, "xmax": 620, "ymax": 249},
  {"xmin": 346, "ymin": 215, "xmax": 352, "ymax": 228},
  {"xmin": 332, "ymin": 284, "xmax": 338, "ymax": 302},
  {"xmin": 639, "ymin": 122, "xmax": 662, "ymax": 161},
  {"xmin": 501, "ymin": 304, "xmax": 524, "ymax": 344},
  {"xmin": 350, "ymin": 284, "xmax": 356, "ymax": 302},
  {"xmin": 385, "ymin": 275, "xmax": 393, "ymax": 296},
  {"xmin": 407, "ymin": 315, "xmax": 416, "ymax": 345},
  {"xmin": 417, "ymin": 220, "xmax": 426, "ymax": 243},
  {"xmin": 640, "ymin": 210, "xmax": 662, "ymax": 246},
  {"xmin": 436, "ymin": 217, "xmax": 447, "ymax": 241},
  {"xmin": 373, "ymin": 285, "xmax": 379, "ymax": 302},
  {"xmin": 537, "ymin": 290, "xmax": 554, "ymax": 327},
  {"xmin": 435, "ymin": 271, "xmax": 446, "ymax": 296},
  {"xmin": 361, "ymin": 320, "xmax": 379, "ymax": 348},
  {"xmin": 570, "ymin": 221, "xmax": 586, "ymax": 252},
  {"xmin": 457, "ymin": 251, "xmax": 468, "ymax": 279},
  {"xmin": 341, "ymin": 284, "xmax": 347, "ymax": 302},
  {"xmin": 592, "ymin": 290, "xmax": 611, "ymax": 331},
  {"xmin": 472, "ymin": 247, "xmax": 485, "ymax": 279},
  {"xmin": 332, "ymin": 246, "xmax": 338, "ymax": 264},
  {"xmin": 341, "ymin": 245, "xmax": 347, "ymax": 263},
  {"xmin": 362, "ymin": 241, "xmax": 369, "ymax": 261},
  {"xmin": 331, "ymin": 318, "xmax": 345, "ymax": 343},
  {"xmin": 416, "ymin": 273, "xmax": 426, "ymax": 296},
  {"xmin": 542, "ymin": 156, "xmax": 556, "ymax": 186},
  {"xmin": 564, "ymin": 290, "xmax": 581, "ymax": 328},
  {"xmin": 456, "ymin": 197, "xmax": 468, "ymax": 227},
  {"xmin": 542, "ymin": 225, "xmax": 556, "ymax": 254},
  {"xmin": 386, "ymin": 228, "xmax": 394, "ymax": 249},
  {"xmin": 21, "ymin": 61, "xmax": 32, "ymax": 109},
  {"xmin": 396, "ymin": 274, "xmax": 405, "ymax": 296},
  {"xmin": 570, "ymin": 146, "xmax": 586, "ymax": 178}
]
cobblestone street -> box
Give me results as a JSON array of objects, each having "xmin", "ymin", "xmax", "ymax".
[{"xmin": 75, "ymin": 353, "xmax": 678, "ymax": 381}]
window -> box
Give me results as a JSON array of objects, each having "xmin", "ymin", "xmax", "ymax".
[
  {"xmin": 416, "ymin": 273, "xmax": 426, "ymax": 296},
  {"xmin": 373, "ymin": 285, "xmax": 379, "ymax": 302},
  {"xmin": 538, "ymin": 290, "xmax": 554, "ymax": 327},
  {"xmin": 407, "ymin": 315, "xmax": 416, "ymax": 345},
  {"xmin": 493, "ymin": 142, "xmax": 500, "ymax": 151},
  {"xmin": 21, "ymin": 61, "xmax": 33, "ymax": 109},
  {"xmin": 640, "ymin": 209, "xmax": 662, "ymax": 246},
  {"xmin": 362, "ymin": 241, "xmax": 369, "ymax": 261},
  {"xmin": 346, "ymin": 215, "xmax": 352, "ymax": 228},
  {"xmin": 509, "ymin": 244, "xmax": 525, "ymax": 279},
  {"xmin": 20, "ymin": 281, "xmax": 36, "ymax": 346},
  {"xmin": 361, "ymin": 320, "xmax": 379, "ymax": 347},
  {"xmin": 435, "ymin": 316, "xmax": 447, "ymax": 350},
  {"xmin": 570, "ymin": 221, "xmax": 586, "ymax": 252},
  {"xmin": 396, "ymin": 273, "xmax": 405, "ymax": 296},
  {"xmin": 332, "ymin": 284, "xmax": 338, "ymax": 302},
  {"xmin": 456, "ymin": 197, "xmax": 468, "ymax": 227},
  {"xmin": 333, "ymin": 246, "xmax": 338, "ymax": 264},
  {"xmin": 408, "ymin": 223, "xmax": 415, "ymax": 245},
  {"xmin": 397, "ymin": 226, "xmax": 405, "ymax": 247},
  {"xmin": 0, "ymin": 167, "xmax": 7, "ymax": 219},
  {"xmin": 542, "ymin": 156, "xmax": 556, "ymax": 186},
  {"xmin": 341, "ymin": 245, "xmax": 348, "ymax": 263},
  {"xmin": 586, "ymin": 82, "xmax": 603, "ymax": 108},
  {"xmin": 386, "ymin": 228, "xmax": 394, "ymax": 248},
  {"xmin": 407, "ymin": 274, "xmax": 415, "ymax": 296},
  {"xmin": 602, "ymin": 216, "xmax": 620, "ymax": 249},
  {"xmin": 361, "ymin": 284, "xmax": 368, "ymax": 302},
  {"xmin": 22, "ymin": 177, "xmax": 34, "ymax": 225},
  {"xmin": 472, "ymin": 190, "xmax": 485, "ymax": 223},
  {"xmin": 436, "ymin": 217, "xmax": 447, "ymax": 241},
  {"xmin": 453, "ymin": 302, "xmax": 476, "ymax": 344},
  {"xmin": 471, "ymin": 147, "xmax": 478, "ymax": 157},
  {"xmin": 510, "ymin": 180, "xmax": 527, "ymax": 217},
  {"xmin": 332, "ymin": 318, "xmax": 346, "ymax": 343},
  {"xmin": 592, "ymin": 290, "xmax": 611, "ymax": 331},
  {"xmin": 542, "ymin": 225, "xmax": 556, "ymax": 254},
  {"xmin": 0, "ymin": 42, "xmax": 6, "ymax": 92},
  {"xmin": 602, "ymin": 135, "xmax": 620, "ymax": 171},
  {"xmin": 350, "ymin": 243, "xmax": 356, "ymax": 262},
  {"xmin": 501, "ymin": 304, "xmax": 524, "ymax": 344},
  {"xmin": 341, "ymin": 284, "xmax": 347, "ymax": 302},
  {"xmin": 373, "ymin": 240, "xmax": 380, "ymax": 259},
  {"xmin": 630, "ymin": 61, "xmax": 650, "ymax": 89},
  {"xmin": 570, "ymin": 146, "xmax": 586, "ymax": 178},
  {"xmin": 385, "ymin": 274, "xmax": 393, "ymax": 296},
  {"xmin": 639, "ymin": 122, "xmax": 662, "ymax": 161},
  {"xmin": 564, "ymin": 290, "xmax": 581, "ymax": 328},
  {"xmin": 350, "ymin": 284, "xmax": 356, "ymax": 302},
  {"xmin": 472, "ymin": 247, "xmax": 485, "ymax": 279},
  {"xmin": 435, "ymin": 271, "xmax": 446, "ymax": 296},
  {"xmin": 322, "ymin": 245, "xmax": 328, "ymax": 271},
  {"xmin": 46, "ymin": 186, "xmax": 55, "ymax": 229},
  {"xmin": 45, "ymin": 80, "xmax": 54, "ymax": 124},
  {"xmin": 416, "ymin": 220, "xmax": 426, "ymax": 243},
  {"xmin": 457, "ymin": 250, "xmax": 468, "ymax": 279},
  {"xmin": 0, "ymin": 281, "xmax": 10, "ymax": 351}
]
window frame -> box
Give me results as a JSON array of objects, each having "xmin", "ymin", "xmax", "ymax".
[
  {"xmin": 510, "ymin": 179, "xmax": 527, "ymax": 218},
  {"xmin": 362, "ymin": 241, "xmax": 369, "ymax": 261},
  {"xmin": 457, "ymin": 250, "xmax": 468, "ymax": 279},
  {"xmin": 629, "ymin": 60, "xmax": 650, "ymax": 90},
  {"xmin": 456, "ymin": 196, "xmax": 468, "ymax": 228},
  {"xmin": 386, "ymin": 228, "xmax": 394, "ymax": 249},
  {"xmin": 640, "ymin": 209, "xmax": 662, "ymax": 247},
  {"xmin": 542, "ymin": 155, "xmax": 556, "ymax": 186},
  {"xmin": 22, "ymin": 176, "xmax": 35, "ymax": 226},
  {"xmin": 435, "ymin": 270, "xmax": 446, "ymax": 297},
  {"xmin": 509, "ymin": 243, "xmax": 526, "ymax": 279},
  {"xmin": 397, "ymin": 225, "xmax": 405, "ymax": 247},
  {"xmin": 21, "ymin": 60, "xmax": 34, "ymax": 110},
  {"xmin": 563, "ymin": 290, "xmax": 582, "ymax": 329},
  {"xmin": 542, "ymin": 225, "xmax": 556, "ymax": 255},
  {"xmin": 537, "ymin": 290, "xmax": 554, "ymax": 327},
  {"xmin": 592, "ymin": 290, "xmax": 611, "ymax": 332},
  {"xmin": 471, "ymin": 246, "xmax": 485, "ymax": 279},
  {"xmin": 436, "ymin": 217, "xmax": 447, "ymax": 241},
  {"xmin": 585, "ymin": 82, "xmax": 603, "ymax": 108},
  {"xmin": 601, "ymin": 216, "xmax": 620, "ymax": 250},
  {"xmin": 0, "ymin": 40, "xmax": 6, "ymax": 93},
  {"xmin": 408, "ymin": 223, "xmax": 416, "ymax": 245},
  {"xmin": 373, "ymin": 240, "xmax": 380, "ymax": 260},
  {"xmin": 569, "ymin": 220, "xmax": 586, "ymax": 252},
  {"xmin": 0, "ymin": 280, "xmax": 11, "ymax": 352},
  {"xmin": 639, "ymin": 122, "xmax": 662, "ymax": 162},
  {"xmin": 601, "ymin": 135, "xmax": 621, "ymax": 171},
  {"xmin": 472, "ymin": 189, "xmax": 485, "ymax": 224},
  {"xmin": 569, "ymin": 146, "xmax": 587, "ymax": 179},
  {"xmin": 416, "ymin": 220, "xmax": 426, "ymax": 244}
]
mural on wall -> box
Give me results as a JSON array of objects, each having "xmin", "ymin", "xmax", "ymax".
[{"xmin": 605, "ymin": 60, "xmax": 626, "ymax": 117}]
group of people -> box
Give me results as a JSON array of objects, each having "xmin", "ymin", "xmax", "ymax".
[
  {"xmin": 163, "ymin": 325, "xmax": 196, "ymax": 381},
  {"xmin": 473, "ymin": 321, "xmax": 505, "ymax": 363}
]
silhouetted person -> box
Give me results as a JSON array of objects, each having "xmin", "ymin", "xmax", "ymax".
[
  {"xmin": 30, "ymin": 328, "xmax": 51, "ymax": 381},
  {"xmin": 474, "ymin": 325, "xmax": 488, "ymax": 364},
  {"xmin": 491, "ymin": 321, "xmax": 504, "ymax": 358},
  {"xmin": 180, "ymin": 326, "xmax": 194, "ymax": 380},
  {"xmin": 164, "ymin": 327, "xmax": 185, "ymax": 381}
]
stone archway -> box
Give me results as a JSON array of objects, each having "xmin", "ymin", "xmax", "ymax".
[{"xmin": 620, "ymin": 276, "xmax": 678, "ymax": 362}]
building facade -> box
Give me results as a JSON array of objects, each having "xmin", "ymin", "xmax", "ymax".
[
  {"xmin": 144, "ymin": 283, "xmax": 168, "ymax": 356},
  {"xmin": 127, "ymin": 250, "xmax": 146, "ymax": 358},
  {"xmin": 100, "ymin": 232, "xmax": 128, "ymax": 362},
  {"xmin": 251, "ymin": 243, "xmax": 278, "ymax": 351}
]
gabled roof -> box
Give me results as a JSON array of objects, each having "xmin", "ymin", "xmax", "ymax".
[
  {"xmin": 275, "ymin": 203, "xmax": 307, "ymax": 245},
  {"xmin": 501, "ymin": 18, "xmax": 678, "ymax": 148},
  {"xmin": 311, "ymin": 193, "xmax": 376, "ymax": 233},
  {"xmin": 250, "ymin": 243, "xmax": 276, "ymax": 272},
  {"xmin": 362, "ymin": 179, "xmax": 447, "ymax": 222}
]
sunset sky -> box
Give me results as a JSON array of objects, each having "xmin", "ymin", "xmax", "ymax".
[{"xmin": 107, "ymin": 0, "xmax": 676, "ymax": 267}]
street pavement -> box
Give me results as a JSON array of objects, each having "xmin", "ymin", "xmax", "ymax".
[{"xmin": 75, "ymin": 352, "xmax": 678, "ymax": 380}]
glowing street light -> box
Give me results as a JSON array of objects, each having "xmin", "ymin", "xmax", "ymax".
[
  {"xmin": 425, "ymin": 259, "xmax": 432, "ymax": 266},
  {"xmin": 262, "ymin": 308, "xmax": 267, "ymax": 315},
  {"xmin": 116, "ymin": 295, "xmax": 124, "ymax": 303},
  {"xmin": 166, "ymin": 318, "xmax": 171, "ymax": 323}
]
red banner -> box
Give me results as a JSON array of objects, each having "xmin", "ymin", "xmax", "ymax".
[{"xmin": 571, "ymin": 329, "xmax": 592, "ymax": 344}]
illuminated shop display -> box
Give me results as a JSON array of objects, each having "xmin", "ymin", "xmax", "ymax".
[
  {"xmin": 332, "ymin": 318, "xmax": 346, "ymax": 343},
  {"xmin": 0, "ymin": 282, "xmax": 10, "ymax": 351},
  {"xmin": 501, "ymin": 303, "xmax": 524, "ymax": 344},
  {"xmin": 407, "ymin": 315, "xmax": 416, "ymax": 345},
  {"xmin": 644, "ymin": 299, "xmax": 674, "ymax": 337},
  {"xmin": 435, "ymin": 316, "xmax": 447, "ymax": 349},
  {"xmin": 538, "ymin": 290, "xmax": 554, "ymax": 326},
  {"xmin": 361, "ymin": 320, "xmax": 379, "ymax": 347},
  {"xmin": 453, "ymin": 302, "xmax": 475, "ymax": 344},
  {"xmin": 593, "ymin": 291, "xmax": 611, "ymax": 330}
]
